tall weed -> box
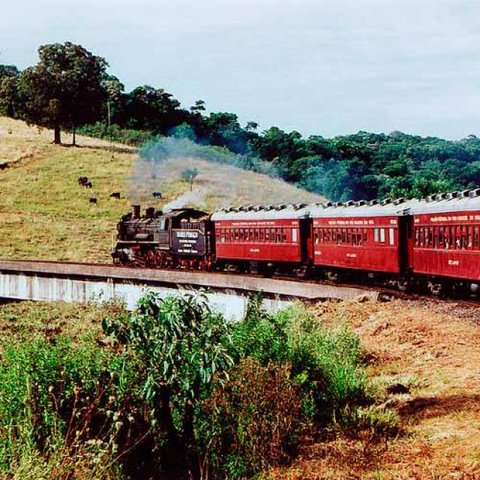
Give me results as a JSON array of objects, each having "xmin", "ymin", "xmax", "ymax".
[
  {"xmin": 233, "ymin": 301, "xmax": 369, "ymax": 424},
  {"xmin": 199, "ymin": 359, "xmax": 304, "ymax": 479},
  {"xmin": 0, "ymin": 337, "xmax": 133, "ymax": 478}
]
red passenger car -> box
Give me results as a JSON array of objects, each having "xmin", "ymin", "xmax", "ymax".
[
  {"xmin": 410, "ymin": 191, "xmax": 480, "ymax": 286},
  {"xmin": 211, "ymin": 204, "xmax": 311, "ymax": 270},
  {"xmin": 309, "ymin": 200, "xmax": 412, "ymax": 275}
]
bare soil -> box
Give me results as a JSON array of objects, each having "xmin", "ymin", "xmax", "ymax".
[{"xmin": 272, "ymin": 298, "xmax": 480, "ymax": 479}]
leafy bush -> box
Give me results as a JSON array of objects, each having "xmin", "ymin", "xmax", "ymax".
[
  {"xmin": 233, "ymin": 301, "xmax": 368, "ymax": 424},
  {"xmin": 78, "ymin": 122, "xmax": 155, "ymax": 146},
  {"xmin": 287, "ymin": 317, "xmax": 368, "ymax": 420},
  {"xmin": 231, "ymin": 294, "xmax": 290, "ymax": 365},
  {"xmin": 103, "ymin": 292, "xmax": 234, "ymax": 477}
]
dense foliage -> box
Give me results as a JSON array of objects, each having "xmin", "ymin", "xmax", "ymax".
[
  {"xmin": 7, "ymin": 43, "xmax": 108, "ymax": 144},
  {"xmin": 3, "ymin": 42, "xmax": 480, "ymax": 200},
  {"xmin": 0, "ymin": 294, "xmax": 397, "ymax": 480}
]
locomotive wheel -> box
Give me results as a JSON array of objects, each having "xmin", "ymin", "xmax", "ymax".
[
  {"xmin": 116, "ymin": 250, "xmax": 130, "ymax": 265},
  {"xmin": 156, "ymin": 250, "xmax": 165, "ymax": 268},
  {"xmin": 145, "ymin": 250, "xmax": 158, "ymax": 268}
]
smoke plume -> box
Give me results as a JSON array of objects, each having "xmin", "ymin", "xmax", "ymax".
[{"xmin": 127, "ymin": 136, "xmax": 323, "ymax": 212}]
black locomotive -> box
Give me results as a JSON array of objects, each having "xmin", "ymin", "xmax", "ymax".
[{"xmin": 112, "ymin": 205, "xmax": 214, "ymax": 269}]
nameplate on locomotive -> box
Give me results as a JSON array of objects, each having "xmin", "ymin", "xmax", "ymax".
[{"xmin": 172, "ymin": 230, "xmax": 205, "ymax": 256}]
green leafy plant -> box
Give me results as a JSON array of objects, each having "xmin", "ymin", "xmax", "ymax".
[
  {"xmin": 102, "ymin": 292, "xmax": 234, "ymax": 476},
  {"xmin": 0, "ymin": 336, "xmax": 132, "ymax": 479}
]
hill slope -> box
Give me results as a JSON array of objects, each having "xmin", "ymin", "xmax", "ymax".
[
  {"xmin": 0, "ymin": 117, "xmax": 323, "ymax": 262},
  {"xmin": 271, "ymin": 299, "xmax": 480, "ymax": 479}
]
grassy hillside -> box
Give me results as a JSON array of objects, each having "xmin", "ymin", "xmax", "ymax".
[{"xmin": 0, "ymin": 117, "xmax": 323, "ymax": 262}]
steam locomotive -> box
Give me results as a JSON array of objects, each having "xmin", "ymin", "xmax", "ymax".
[{"xmin": 112, "ymin": 190, "xmax": 480, "ymax": 295}]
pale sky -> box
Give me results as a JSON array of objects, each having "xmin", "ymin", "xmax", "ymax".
[{"xmin": 1, "ymin": 0, "xmax": 480, "ymax": 139}]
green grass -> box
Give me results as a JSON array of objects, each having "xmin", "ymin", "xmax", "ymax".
[
  {"xmin": 0, "ymin": 146, "xmax": 134, "ymax": 262},
  {"xmin": 0, "ymin": 116, "xmax": 323, "ymax": 263},
  {"xmin": 0, "ymin": 300, "xmax": 123, "ymax": 345}
]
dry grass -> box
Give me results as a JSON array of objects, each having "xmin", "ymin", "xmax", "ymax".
[
  {"xmin": 0, "ymin": 117, "xmax": 53, "ymax": 165},
  {"xmin": 0, "ymin": 117, "xmax": 323, "ymax": 262},
  {"xmin": 271, "ymin": 299, "xmax": 480, "ymax": 479},
  {"xmin": 0, "ymin": 117, "xmax": 134, "ymax": 166},
  {"xmin": 129, "ymin": 156, "xmax": 324, "ymax": 210},
  {"xmin": 0, "ymin": 143, "xmax": 134, "ymax": 262}
]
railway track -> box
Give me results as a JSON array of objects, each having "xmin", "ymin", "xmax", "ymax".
[
  {"xmin": 0, "ymin": 259, "xmax": 378, "ymax": 304},
  {"xmin": 1, "ymin": 259, "xmax": 480, "ymax": 313}
]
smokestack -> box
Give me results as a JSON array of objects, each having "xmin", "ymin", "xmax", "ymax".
[
  {"xmin": 145, "ymin": 206, "xmax": 155, "ymax": 218},
  {"xmin": 132, "ymin": 205, "xmax": 141, "ymax": 219}
]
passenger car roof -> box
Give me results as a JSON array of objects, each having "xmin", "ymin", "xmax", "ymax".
[
  {"xmin": 211, "ymin": 204, "xmax": 311, "ymax": 221},
  {"xmin": 211, "ymin": 190, "xmax": 480, "ymax": 220}
]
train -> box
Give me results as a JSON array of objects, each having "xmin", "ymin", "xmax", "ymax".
[{"xmin": 112, "ymin": 189, "xmax": 480, "ymax": 296}]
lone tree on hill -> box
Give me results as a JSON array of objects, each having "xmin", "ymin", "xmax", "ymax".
[
  {"xmin": 16, "ymin": 42, "xmax": 108, "ymax": 144},
  {"xmin": 181, "ymin": 167, "xmax": 199, "ymax": 191}
]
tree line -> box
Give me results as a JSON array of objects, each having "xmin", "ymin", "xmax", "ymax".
[{"xmin": 2, "ymin": 41, "xmax": 480, "ymax": 201}]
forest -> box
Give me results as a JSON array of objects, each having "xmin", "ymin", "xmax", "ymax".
[{"xmin": 2, "ymin": 41, "xmax": 480, "ymax": 201}]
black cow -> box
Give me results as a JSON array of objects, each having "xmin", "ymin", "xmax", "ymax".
[
  {"xmin": 110, "ymin": 192, "xmax": 121, "ymax": 199},
  {"xmin": 78, "ymin": 177, "xmax": 93, "ymax": 188}
]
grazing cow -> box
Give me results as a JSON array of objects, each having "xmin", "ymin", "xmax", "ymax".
[
  {"xmin": 89, "ymin": 197, "xmax": 97, "ymax": 204},
  {"xmin": 152, "ymin": 191, "xmax": 162, "ymax": 199},
  {"xmin": 85, "ymin": 181, "xmax": 93, "ymax": 188},
  {"xmin": 78, "ymin": 176, "xmax": 89, "ymax": 186},
  {"xmin": 110, "ymin": 192, "xmax": 121, "ymax": 199}
]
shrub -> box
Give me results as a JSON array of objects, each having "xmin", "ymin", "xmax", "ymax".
[
  {"xmin": 102, "ymin": 292, "xmax": 234, "ymax": 477},
  {"xmin": 233, "ymin": 301, "xmax": 369, "ymax": 424},
  {"xmin": 199, "ymin": 359, "xmax": 304, "ymax": 479},
  {"xmin": 78, "ymin": 122, "xmax": 155, "ymax": 146},
  {"xmin": 231, "ymin": 295, "xmax": 290, "ymax": 365},
  {"xmin": 286, "ymin": 317, "xmax": 368, "ymax": 420}
]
